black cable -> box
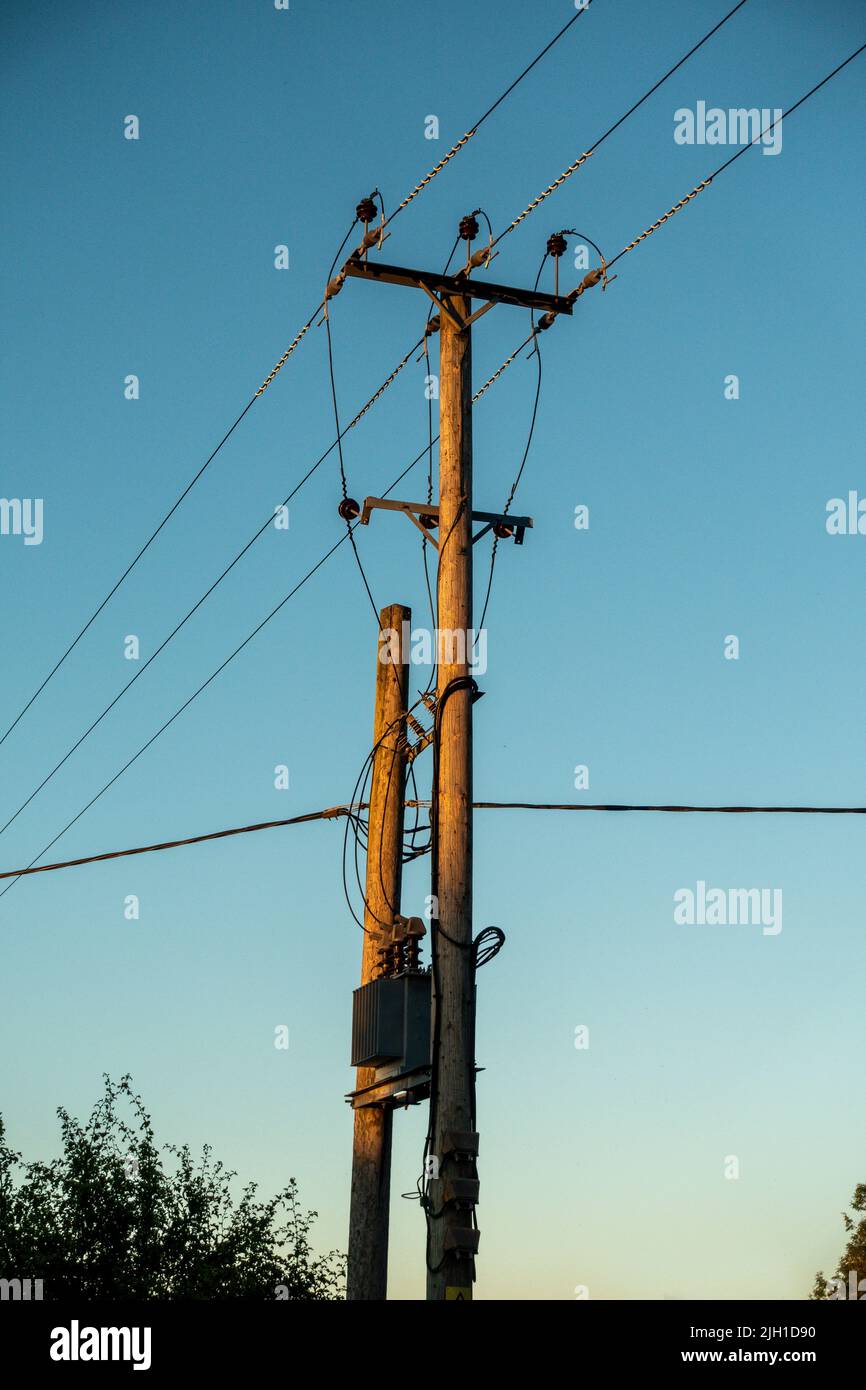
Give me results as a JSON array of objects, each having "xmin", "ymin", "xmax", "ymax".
[
  {"xmin": 0, "ymin": 333, "xmax": 426, "ymax": 840},
  {"xmin": 0, "ymin": 396, "xmax": 250, "ymax": 750},
  {"xmin": 6, "ymin": 800, "xmax": 866, "ymax": 884},
  {"xmin": 462, "ymin": 4, "xmax": 594, "ymax": 138},
  {"xmin": 587, "ymin": 0, "xmax": 750, "ymax": 154},
  {"xmin": 420, "ymin": 675, "xmax": 482, "ymax": 1270},
  {"xmin": 0, "ymin": 446, "xmax": 435, "ymax": 901},
  {"xmin": 325, "ymin": 311, "xmax": 381, "ymax": 625},
  {"xmin": 491, "ymin": 0, "xmax": 752, "ymax": 249},
  {"xmin": 0, "ymin": 281, "xmax": 338, "ymax": 758},
  {"xmin": 341, "ymin": 686, "xmax": 434, "ymax": 933},
  {"xmin": 607, "ymin": 40, "xmax": 866, "ymax": 270},
  {"xmin": 385, "ymin": 0, "xmax": 597, "ymax": 232},
  {"xmin": 1, "ymin": 312, "xmax": 530, "ymax": 897},
  {"xmin": 473, "ymin": 926, "xmax": 505, "ymax": 971},
  {"xmin": 476, "ymin": 254, "xmax": 546, "ymax": 635}
]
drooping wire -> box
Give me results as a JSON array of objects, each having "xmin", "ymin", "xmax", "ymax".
[
  {"xmin": 476, "ymin": 252, "xmax": 547, "ymax": 634},
  {"xmin": 325, "ymin": 313, "xmax": 382, "ymax": 625},
  {"xmin": 340, "ymin": 690, "xmax": 431, "ymax": 934}
]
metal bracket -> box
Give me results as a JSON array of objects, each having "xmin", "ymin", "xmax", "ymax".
[
  {"xmin": 359, "ymin": 496, "xmax": 533, "ymax": 547},
  {"xmin": 346, "ymin": 1065, "xmax": 431, "ymax": 1110},
  {"xmin": 343, "ymin": 256, "xmax": 573, "ymax": 318}
]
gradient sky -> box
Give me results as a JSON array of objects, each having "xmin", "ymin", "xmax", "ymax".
[{"xmin": 2, "ymin": 0, "xmax": 864, "ymax": 1300}]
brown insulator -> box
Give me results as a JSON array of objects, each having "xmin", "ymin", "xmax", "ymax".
[{"xmin": 547, "ymin": 231, "xmax": 568, "ymax": 259}]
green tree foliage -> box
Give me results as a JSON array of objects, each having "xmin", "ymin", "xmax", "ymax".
[
  {"xmin": 0, "ymin": 1076, "xmax": 344, "ymax": 1300},
  {"xmin": 811, "ymin": 1183, "xmax": 866, "ymax": 1300}
]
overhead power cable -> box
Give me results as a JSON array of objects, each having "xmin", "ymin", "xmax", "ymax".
[
  {"xmin": 0, "ymin": 304, "xmax": 329, "ymax": 757},
  {"xmin": 491, "ymin": 0, "xmax": 751, "ymax": 248},
  {"xmin": 0, "ymin": 334, "xmax": 425, "ymax": 840},
  {"xmin": 0, "ymin": 0, "xmax": 598, "ymax": 757},
  {"xmin": 2, "ymin": 799, "xmax": 863, "ymax": 883},
  {"xmin": 477, "ymin": 250, "xmax": 548, "ymax": 633},
  {"xmin": 0, "ymin": 342, "xmax": 534, "ymax": 898},
  {"xmin": 606, "ymin": 40, "xmax": 866, "ymax": 270},
  {"xmin": 386, "ymin": 0, "xmax": 597, "ymax": 228}
]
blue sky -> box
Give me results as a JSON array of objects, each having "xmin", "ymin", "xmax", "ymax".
[{"xmin": 1, "ymin": 0, "xmax": 864, "ymax": 1299}]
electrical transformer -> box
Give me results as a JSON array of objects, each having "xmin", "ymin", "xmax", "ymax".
[{"xmin": 351, "ymin": 972, "xmax": 431, "ymax": 1081}]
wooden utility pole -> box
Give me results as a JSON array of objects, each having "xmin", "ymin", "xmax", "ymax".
[
  {"xmin": 346, "ymin": 602, "xmax": 410, "ymax": 1301},
  {"xmin": 341, "ymin": 238, "xmax": 572, "ymax": 1301},
  {"xmin": 426, "ymin": 294, "xmax": 477, "ymax": 1300}
]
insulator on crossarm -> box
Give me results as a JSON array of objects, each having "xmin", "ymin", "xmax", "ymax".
[
  {"xmin": 338, "ymin": 497, "xmax": 360, "ymax": 522},
  {"xmin": 458, "ymin": 213, "xmax": 479, "ymax": 242},
  {"xmin": 547, "ymin": 231, "xmax": 568, "ymax": 259}
]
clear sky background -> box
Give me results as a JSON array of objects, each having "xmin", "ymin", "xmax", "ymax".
[{"xmin": 2, "ymin": 0, "xmax": 864, "ymax": 1300}]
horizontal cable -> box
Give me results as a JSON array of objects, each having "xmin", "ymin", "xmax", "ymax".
[{"xmin": 3, "ymin": 800, "xmax": 864, "ymax": 881}]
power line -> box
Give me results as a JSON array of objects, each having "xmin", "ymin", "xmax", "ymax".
[
  {"xmin": 0, "ymin": 0, "xmax": 597, "ymax": 757},
  {"xmin": 4, "ymin": 798, "xmax": 863, "ymax": 883},
  {"xmin": 0, "ymin": 330, "xmax": 556, "ymax": 900},
  {"xmin": 25, "ymin": 17, "xmax": 861, "ymax": 894},
  {"xmin": 385, "ymin": 0, "xmax": 597, "ymax": 229},
  {"xmin": 0, "ymin": 339, "xmax": 538, "ymax": 900},
  {"xmin": 491, "ymin": 0, "xmax": 752, "ymax": 249},
  {"xmin": 0, "ymin": 308, "xmax": 329, "ymax": 758},
  {"xmin": 468, "ymin": 801, "xmax": 866, "ymax": 814},
  {"xmin": 0, "ymin": 806, "xmax": 362, "ymax": 880},
  {"xmin": 0, "ymin": 334, "xmax": 425, "ymax": 840},
  {"xmin": 477, "ymin": 250, "xmax": 548, "ymax": 633},
  {"xmin": 606, "ymin": 40, "xmax": 866, "ymax": 270}
]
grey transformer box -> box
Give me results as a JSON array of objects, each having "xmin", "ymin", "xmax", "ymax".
[{"xmin": 351, "ymin": 972, "xmax": 431, "ymax": 1081}]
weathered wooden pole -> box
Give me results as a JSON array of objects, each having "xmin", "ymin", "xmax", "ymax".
[
  {"xmin": 426, "ymin": 295, "xmax": 477, "ymax": 1300},
  {"xmin": 346, "ymin": 603, "xmax": 410, "ymax": 1300}
]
